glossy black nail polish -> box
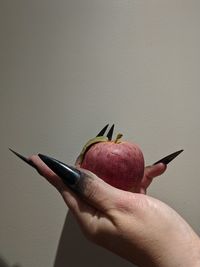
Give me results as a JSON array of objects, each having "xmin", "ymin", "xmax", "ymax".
[
  {"xmin": 107, "ymin": 124, "xmax": 115, "ymax": 140},
  {"xmin": 153, "ymin": 149, "xmax": 184, "ymax": 165},
  {"xmin": 96, "ymin": 124, "xmax": 109, "ymax": 137},
  {"xmin": 38, "ymin": 154, "xmax": 81, "ymax": 188},
  {"xmin": 9, "ymin": 148, "xmax": 38, "ymax": 169}
]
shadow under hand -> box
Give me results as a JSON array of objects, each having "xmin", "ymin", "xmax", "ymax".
[{"xmin": 54, "ymin": 212, "xmax": 135, "ymax": 267}]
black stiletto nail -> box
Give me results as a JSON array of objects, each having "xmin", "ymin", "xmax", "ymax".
[
  {"xmin": 38, "ymin": 154, "xmax": 81, "ymax": 188},
  {"xmin": 153, "ymin": 149, "xmax": 184, "ymax": 165},
  {"xmin": 107, "ymin": 124, "xmax": 114, "ymax": 140},
  {"xmin": 9, "ymin": 148, "xmax": 37, "ymax": 170},
  {"xmin": 96, "ymin": 124, "xmax": 109, "ymax": 137}
]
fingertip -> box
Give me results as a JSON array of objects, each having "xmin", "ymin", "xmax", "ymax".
[
  {"xmin": 29, "ymin": 154, "xmax": 53, "ymax": 176},
  {"xmin": 29, "ymin": 154, "xmax": 65, "ymax": 191},
  {"xmin": 145, "ymin": 162, "xmax": 167, "ymax": 178},
  {"xmin": 28, "ymin": 154, "xmax": 44, "ymax": 167},
  {"xmin": 156, "ymin": 162, "xmax": 167, "ymax": 173},
  {"xmin": 153, "ymin": 162, "xmax": 167, "ymax": 170}
]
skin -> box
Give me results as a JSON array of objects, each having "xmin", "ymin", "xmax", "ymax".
[{"xmin": 30, "ymin": 155, "xmax": 200, "ymax": 267}]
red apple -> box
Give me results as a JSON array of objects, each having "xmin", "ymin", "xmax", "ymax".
[{"xmin": 77, "ymin": 134, "xmax": 145, "ymax": 191}]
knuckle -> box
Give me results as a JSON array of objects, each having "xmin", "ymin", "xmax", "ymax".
[
  {"xmin": 86, "ymin": 227, "xmax": 99, "ymax": 242},
  {"xmin": 82, "ymin": 220, "xmax": 101, "ymax": 243}
]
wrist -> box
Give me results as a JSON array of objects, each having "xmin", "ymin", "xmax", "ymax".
[{"xmin": 153, "ymin": 232, "xmax": 200, "ymax": 267}]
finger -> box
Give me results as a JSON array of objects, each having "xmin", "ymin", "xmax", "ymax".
[
  {"xmin": 29, "ymin": 155, "xmax": 99, "ymax": 226},
  {"xmin": 76, "ymin": 167, "xmax": 123, "ymax": 213},
  {"xmin": 30, "ymin": 155, "xmax": 117, "ymax": 239},
  {"xmin": 140, "ymin": 163, "xmax": 167, "ymax": 193},
  {"xmin": 144, "ymin": 163, "xmax": 167, "ymax": 180},
  {"xmin": 29, "ymin": 155, "xmax": 64, "ymax": 191},
  {"xmin": 30, "ymin": 155, "xmax": 121, "ymax": 214}
]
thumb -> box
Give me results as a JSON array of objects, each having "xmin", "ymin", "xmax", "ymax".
[
  {"xmin": 144, "ymin": 163, "xmax": 167, "ymax": 180},
  {"xmin": 73, "ymin": 167, "xmax": 121, "ymax": 213},
  {"xmin": 136, "ymin": 163, "xmax": 167, "ymax": 194}
]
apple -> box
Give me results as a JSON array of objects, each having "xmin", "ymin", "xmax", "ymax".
[{"xmin": 76, "ymin": 133, "xmax": 145, "ymax": 191}]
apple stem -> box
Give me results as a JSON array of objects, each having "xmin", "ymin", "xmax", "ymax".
[{"xmin": 114, "ymin": 133, "xmax": 123, "ymax": 143}]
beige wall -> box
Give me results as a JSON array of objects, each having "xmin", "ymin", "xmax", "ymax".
[{"xmin": 1, "ymin": 1, "xmax": 200, "ymax": 266}]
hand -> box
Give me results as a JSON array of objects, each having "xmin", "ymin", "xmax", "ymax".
[
  {"xmin": 30, "ymin": 156, "xmax": 200, "ymax": 267},
  {"xmin": 131, "ymin": 163, "xmax": 167, "ymax": 194}
]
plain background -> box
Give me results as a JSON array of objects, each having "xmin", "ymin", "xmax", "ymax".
[{"xmin": 0, "ymin": 1, "xmax": 200, "ymax": 266}]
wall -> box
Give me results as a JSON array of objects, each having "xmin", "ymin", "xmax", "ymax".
[{"xmin": 0, "ymin": 1, "xmax": 200, "ymax": 266}]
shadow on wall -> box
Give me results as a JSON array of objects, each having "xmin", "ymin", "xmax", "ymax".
[
  {"xmin": 0, "ymin": 257, "xmax": 21, "ymax": 267},
  {"xmin": 54, "ymin": 212, "xmax": 135, "ymax": 267}
]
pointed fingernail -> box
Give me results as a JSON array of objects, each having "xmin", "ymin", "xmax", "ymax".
[
  {"xmin": 9, "ymin": 148, "xmax": 38, "ymax": 170},
  {"xmin": 38, "ymin": 154, "xmax": 81, "ymax": 189},
  {"xmin": 107, "ymin": 124, "xmax": 114, "ymax": 141},
  {"xmin": 153, "ymin": 149, "xmax": 184, "ymax": 165},
  {"xmin": 96, "ymin": 124, "xmax": 109, "ymax": 137}
]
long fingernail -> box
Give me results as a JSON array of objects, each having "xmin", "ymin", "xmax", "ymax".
[
  {"xmin": 96, "ymin": 124, "xmax": 109, "ymax": 137},
  {"xmin": 9, "ymin": 148, "xmax": 38, "ymax": 170},
  {"xmin": 107, "ymin": 124, "xmax": 115, "ymax": 141},
  {"xmin": 153, "ymin": 149, "xmax": 184, "ymax": 165},
  {"xmin": 38, "ymin": 154, "xmax": 81, "ymax": 189}
]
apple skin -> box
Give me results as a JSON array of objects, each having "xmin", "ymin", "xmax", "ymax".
[{"xmin": 80, "ymin": 141, "xmax": 145, "ymax": 191}]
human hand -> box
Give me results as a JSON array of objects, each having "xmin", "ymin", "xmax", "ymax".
[
  {"xmin": 30, "ymin": 155, "xmax": 200, "ymax": 267},
  {"xmin": 130, "ymin": 163, "xmax": 166, "ymax": 194}
]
